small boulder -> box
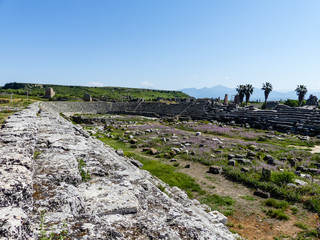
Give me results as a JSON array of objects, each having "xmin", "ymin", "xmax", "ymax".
[
  {"xmin": 130, "ymin": 159, "xmax": 143, "ymax": 168},
  {"xmin": 264, "ymin": 155, "xmax": 274, "ymax": 162},
  {"xmin": 294, "ymin": 179, "xmax": 308, "ymax": 186},
  {"xmin": 253, "ymin": 189, "xmax": 270, "ymax": 199},
  {"xmin": 149, "ymin": 148, "xmax": 158, "ymax": 155},
  {"xmin": 260, "ymin": 168, "xmax": 271, "ymax": 181},
  {"xmin": 241, "ymin": 167, "xmax": 250, "ymax": 173},
  {"xmin": 208, "ymin": 165, "xmax": 222, "ymax": 174},
  {"xmin": 115, "ymin": 149, "xmax": 124, "ymax": 156},
  {"xmin": 246, "ymin": 151, "xmax": 256, "ymax": 157},
  {"xmin": 228, "ymin": 160, "xmax": 236, "ymax": 166}
]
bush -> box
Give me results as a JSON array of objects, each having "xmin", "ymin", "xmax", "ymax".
[
  {"xmin": 265, "ymin": 209, "xmax": 290, "ymax": 220},
  {"xmin": 271, "ymin": 171, "xmax": 295, "ymax": 185},
  {"xmin": 283, "ymin": 99, "xmax": 306, "ymax": 107},
  {"xmin": 264, "ymin": 198, "xmax": 289, "ymax": 209},
  {"xmin": 223, "ymin": 167, "xmax": 300, "ymax": 202},
  {"xmin": 305, "ymin": 196, "xmax": 320, "ymax": 214}
]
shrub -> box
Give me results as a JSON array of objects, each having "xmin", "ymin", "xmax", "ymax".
[
  {"xmin": 223, "ymin": 167, "xmax": 301, "ymax": 202},
  {"xmin": 271, "ymin": 171, "xmax": 295, "ymax": 185},
  {"xmin": 305, "ymin": 197, "xmax": 320, "ymax": 213},
  {"xmin": 265, "ymin": 209, "xmax": 290, "ymax": 220},
  {"xmin": 264, "ymin": 198, "xmax": 289, "ymax": 209},
  {"xmin": 294, "ymin": 222, "xmax": 309, "ymax": 230},
  {"xmin": 283, "ymin": 99, "xmax": 306, "ymax": 107},
  {"xmin": 291, "ymin": 206, "xmax": 298, "ymax": 214}
]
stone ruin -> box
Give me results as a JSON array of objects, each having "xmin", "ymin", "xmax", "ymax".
[
  {"xmin": 234, "ymin": 94, "xmax": 240, "ymax": 105},
  {"xmin": 83, "ymin": 94, "xmax": 92, "ymax": 102},
  {"xmin": 0, "ymin": 102, "xmax": 239, "ymax": 239},
  {"xmin": 223, "ymin": 94, "xmax": 228, "ymax": 105},
  {"xmin": 44, "ymin": 100, "xmax": 320, "ymax": 136},
  {"xmin": 44, "ymin": 87, "xmax": 55, "ymax": 98},
  {"xmin": 306, "ymin": 94, "xmax": 319, "ymax": 106}
]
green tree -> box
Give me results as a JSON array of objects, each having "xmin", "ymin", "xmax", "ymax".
[
  {"xmin": 236, "ymin": 85, "xmax": 245, "ymax": 106},
  {"xmin": 295, "ymin": 85, "xmax": 308, "ymax": 107},
  {"xmin": 244, "ymin": 84, "xmax": 254, "ymax": 106},
  {"xmin": 261, "ymin": 82, "xmax": 273, "ymax": 108}
]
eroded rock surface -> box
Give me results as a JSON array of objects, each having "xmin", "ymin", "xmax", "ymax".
[{"xmin": 0, "ymin": 103, "xmax": 239, "ymax": 239}]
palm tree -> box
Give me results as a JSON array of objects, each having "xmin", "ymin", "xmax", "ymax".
[
  {"xmin": 236, "ymin": 85, "xmax": 245, "ymax": 106},
  {"xmin": 244, "ymin": 84, "xmax": 254, "ymax": 106},
  {"xmin": 295, "ymin": 85, "xmax": 308, "ymax": 106},
  {"xmin": 261, "ymin": 82, "xmax": 273, "ymax": 108}
]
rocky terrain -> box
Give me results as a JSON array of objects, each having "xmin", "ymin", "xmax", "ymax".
[
  {"xmin": 0, "ymin": 103, "xmax": 239, "ymax": 239},
  {"xmin": 68, "ymin": 110, "xmax": 320, "ymax": 239}
]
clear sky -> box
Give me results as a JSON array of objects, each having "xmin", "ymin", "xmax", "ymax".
[{"xmin": 0, "ymin": 0, "xmax": 319, "ymax": 91}]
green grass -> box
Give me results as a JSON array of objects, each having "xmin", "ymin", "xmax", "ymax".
[
  {"xmin": 264, "ymin": 209, "xmax": 290, "ymax": 220},
  {"xmin": 264, "ymin": 198, "xmax": 289, "ymax": 209},
  {"xmin": 294, "ymin": 222, "xmax": 309, "ymax": 230},
  {"xmin": 200, "ymin": 194, "xmax": 236, "ymax": 215},
  {"xmin": 241, "ymin": 195, "xmax": 256, "ymax": 201},
  {"xmin": 135, "ymin": 154, "xmax": 205, "ymax": 198},
  {"xmin": 77, "ymin": 159, "xmax": 91, "ymax": 182},
  {"xmin": 33, "ymin": 151, "xmax": 41, "ymax": 160},
  {"xmin": 291, "ymin": 206, "xmax": 299, "ymax": 214}
]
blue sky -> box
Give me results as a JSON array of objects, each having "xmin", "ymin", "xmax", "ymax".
[{"xmin": 0, "ymin": 0, "xmax": 319, "ymax": 91}]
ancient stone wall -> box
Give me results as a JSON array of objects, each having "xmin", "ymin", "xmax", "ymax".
[
  {"xmin": 0, "ymin": 103, "xmax": 239, "ymax": 239},
  {"xmin": 43, "ymin": 101, "xmax": 320, "ymax": 135}
]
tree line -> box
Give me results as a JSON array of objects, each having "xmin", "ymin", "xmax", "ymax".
[{"xmin": 236, "ymin": 83, "xmax": 308, "ymax": 107}]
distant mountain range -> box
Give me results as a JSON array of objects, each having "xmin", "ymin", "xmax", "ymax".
[{"xmin": 181, "ymin": 85, "xmax": 320, "ymax": 101}]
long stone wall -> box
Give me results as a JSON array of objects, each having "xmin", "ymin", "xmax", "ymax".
[
  {"xmin": 0, "ymin": 103, "xmax": 239, "ymax": 239},
  {"xmin": 44, "ymin": 101, "xmax": 320, "ymax": 136}
]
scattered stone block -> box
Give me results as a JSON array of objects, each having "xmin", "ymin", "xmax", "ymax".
[
  {"xmin": 241, "ymin": 167, "xmax": 250, "ymax": 173},
  {"xmin": 44, "ymin": 87, "xmax": 55, "ymax": 98},
  {"xmin": 149, "ymin": 148, "xmax": 158, "ymax": 155},
  {"xmin": 208, "ymin": 165, "xmax": 222, "ymax": 174},
  {"xmin": 116, "ymin": 149, "xmax": 124, "ymax": 156},
  {"xmin": 260, "ymin": 168, "xmax": 271, "ymax": 181},
  {"xmin": 228, "ymin": 160, "xmax": 236, "ymax": 166},
  {"xmin": 294, "ymin": 179, "xmax": 308, "ymax": 186},
  {"xmin": 185, "ymin": 164, "xmax": 191, "ymax": 168},
  {"xmin": 253, "ymin": 189, "xmax": 270, "ymax": 199}
]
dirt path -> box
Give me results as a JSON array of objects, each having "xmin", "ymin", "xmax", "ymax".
[{"xmin": 311, "ymin": 145, "xmax": 320, "ymax": 154}]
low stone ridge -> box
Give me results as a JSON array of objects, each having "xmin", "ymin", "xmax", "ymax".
[{"xmin": 0, "ymin": 103, "xmax": 239, "ymax": 239}]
